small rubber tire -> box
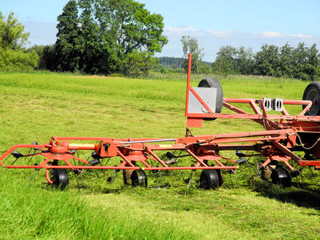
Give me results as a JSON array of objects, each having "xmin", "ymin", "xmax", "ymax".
[
  {"xmin": 271, "ymin": 168, "xmax": 291, "ymax": 187},
  {"xmin": 302, "ymin": 82, "xmax": 320, "ymax": 116},
  {"xmin": 51, "ymin": 169, "xmax": 69, "ymax": 191},
  {"xmin": 199, "ymin": 169, "xmax": 220, "ymax": 190},
  {"xmin": 131, "ymin": 169, "xmax": 147, "ymax": 187},
  {"xmin": 198, "ymin": 78, "xmax": 224, "ymax": 114}
]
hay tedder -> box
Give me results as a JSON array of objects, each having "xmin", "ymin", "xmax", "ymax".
[{"xmin": 1, "ymin": 54, "xmax": 320, "ymax": 190}]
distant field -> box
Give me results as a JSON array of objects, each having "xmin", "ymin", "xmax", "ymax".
[{"xmin": 0, "ymin": 72, "xmax": 319, "ymax": 239}]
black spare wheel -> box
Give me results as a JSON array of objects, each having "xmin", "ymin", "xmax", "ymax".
[
  {"xmin": 302, "ymin": 82, "xmax": 320, "ymax": 116},
  {"xmin": 198, "ymin": 78, "xmax": 223, "ymax": 120}
]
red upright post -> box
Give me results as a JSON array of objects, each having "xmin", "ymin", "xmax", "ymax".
[{"xmin": 185, "ymin": 53, "xmax": 192, "ymax": 117}]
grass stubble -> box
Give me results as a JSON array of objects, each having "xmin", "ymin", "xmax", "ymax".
[{"xmin": 0, "ymin": 72, "xmax": 319, "ymax": 239}]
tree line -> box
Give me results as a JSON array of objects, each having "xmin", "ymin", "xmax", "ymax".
[
  {"xmin": 179, "ymin": 35, "xmax": 320, "ymax": 81},
  {"xmin": 1, "ymin": 4, "xmax": 319, "ymax": 81},
  {"xmin": 0, "ymin": 0, "xmax": 167, "ymax": 76},
  {"xmin": 214, "ymin": 43, "xmax": 320, "ymax": 80}
]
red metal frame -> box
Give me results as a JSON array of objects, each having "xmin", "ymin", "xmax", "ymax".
[
  {"xmin": 185, "ymin": 53, "xmax": 320, "ymax": 170},
  {"xmin": 1, "ymin": 53, "xmax": 320, "ymax": 188},
  {"xmin": 0, "ymin": 136, "xmax": 238, "ymax": 171}
]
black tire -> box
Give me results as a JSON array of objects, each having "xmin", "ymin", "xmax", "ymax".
[
  {"xmin": 302, "ymin": 82, "xmax": 320, "ymax": 116},
  {"xmin": 271, "ymin": 168, "xmax": 291, "ymax": 187},
  {"xmin": 198, "ymin": 78, "xmax": 223, "ymax": 117},
  {"xmin": 199, "ymin": 169, "xmax": 220, "ymax": 190},
  {"xmin": 51, "ymin": 169, "xmax": 69, "ymax": 190},
  {"xmin": 131, "ymin": 169, "xmax": 147, "ymax": 187}
]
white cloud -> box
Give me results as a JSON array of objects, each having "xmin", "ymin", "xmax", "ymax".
[
  {"xmin": 206, "ymin": 29, "xmax": 235, "ymax": 38},
  {"xmin": 164, "ymin": 27, "xmax": 235, "ymax": 38},
  {"xmin": 164, "ymin": 27, "xmax": 314, "ymax": 41},
  {"xmin": 164, "ymin": 27, "xmax": 199, "ymax": 36},
  {"xmin": 258, "ymin": 31, "xmax": 313, "ymax": 39}
]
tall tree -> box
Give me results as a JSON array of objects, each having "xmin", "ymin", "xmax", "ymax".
[
  {"xmin": 254, "ymin": 44, "xmax": 280, "ymax": 76},
  {"xmin": 307, "ymin": 44, "xmax": 320, "ymax": 81},
  {"xmin": 96, "ymin": 0, "xmax": 167, "ymax": 54},
  {"xmin": 292, "ymin": 43, "xmax": 320, "ymax": 81},
  {"xmin": 181, "ymin": 35, "xmax": 204, "ymax": 73},
  {"xmin": 279, "ymin": 43, "xmax": 294, "ymax": 78},
  {"xmin": 95, "ymin": 0, "xmax": 167, "ymax": 73},
  {"xmin": 0, "ymin": 11, "xmax": 29, "ymax": 50},
  {"xmin": 291, "ymin": 42, "xmax": 310, "ymax": 80},
  {"xmin": 236, "ymin": 46, "xmax": 254, "ymax": 75},
  {"xmin": 54, "ymin": 0, "xmax": 167, "ymax": 75},
  {"xmin": 78, "ymin": 0, "xmax": 101, "ymax": 74},
  {"xmin": 213, "ymin": 45, "xmax": 238, "ymax": 74},
  {"xmin": 55, "ymin": 0, "xmax": 83, "ymax": 72}
]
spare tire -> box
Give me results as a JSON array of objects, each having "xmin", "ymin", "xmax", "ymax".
[
  {"xmin": 302, "ymin": 82, "xmax": 320, "ymax": 116},
  {"xmin": 198, "ymin": 78, "xmax": 223, "ymax": 118}
]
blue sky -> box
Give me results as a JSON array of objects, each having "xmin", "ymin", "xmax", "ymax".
[{"xmin": 1, "ymin": 0, "xmax": 319, "ymax": 61}]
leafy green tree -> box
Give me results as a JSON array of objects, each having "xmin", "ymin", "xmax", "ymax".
[
  {"xmin": 26, "ymin": 45, "xmax": 45, "ymax": 69},
  {"xmin": 40, "ymin": 45, "xmax": 57, "ymax": 71},
  {"xmin": 211, "ymin": 43, "xmax": 320, "ymax": 79},
  {"xmin": 0, "ymin": 11, "xmax": 30, "ymax": 50},
  {"xmin": 279, "ymin": 43, "xmax": 294, "ymax": 78},
  {"xmin": 199, "ymin": 63, "xmax": 212, "ymax": 74},
  {"xmin": 0, "ymin": 14, "xmax": 4, "ymax": 45},
  {"xmin": 301, "ymin": 43, "xmax": 320, "ymax": 81},
  {"xmin": 308, "ymin": 44, "xmax": 320, "ymax": 81},
  {"xmin": 54, "ymin": 0, "xmax": 83, "ymax": 72},
  {"xmin": 96, "ymin": 0, "xmax": 167, "ymax": 54},
  {"xmin": 77, "ymin": 0, "xmax": 102, "ymax": 74},
  {"xmin": 213, "ymin": 46, "xmax": 238, "ymax": 75},
  {"xmin": 236, "ymin": 46, "xmax": 254, "ymax": 75},
  {"xmin": 0, "ymin": 11, "xmax": 38, "ymax": 71},
  {"xmin": 211, "ymin": 43, "xmax": 320, "ymax": 80},
  {"xmin": 123, "ymin": 50, "xmax": 156, "ymax": 77},
  {"xmin": 181, "ymin": 35, "xmax": 204, "ymax": 73},
  {"xmin": 0, "ymin": 47, "xmax": 38, "ymax": 71},
  {"xmin": 254, "ymin": 44, "xmax": 280, "ymax": 77},
  {"xmin": 290, "ymin": 42, "xmax": 319, "ymax": 80},
  {"xmin": 95, "ymin": 0, "xmax": 167, "ymax": 74},
  {"xmin": 53, "ymin": 0, "xmax": 167, "ymax": 75}
]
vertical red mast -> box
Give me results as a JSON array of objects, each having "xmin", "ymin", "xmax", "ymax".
[{"xmin": 185, "ymin": 53, "xmax": 192, "ymax": 117}]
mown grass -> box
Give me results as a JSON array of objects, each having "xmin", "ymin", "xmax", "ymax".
[
  {"xmin": 0, "ymin": 72, "xmax": 319, "ymax": 239},
  {"xmin": 1, "ymin": 170, "xmax": 319, "ymax": 240}
]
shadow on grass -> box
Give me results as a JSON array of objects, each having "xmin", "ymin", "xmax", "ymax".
[{"xmin": 252, "ymin": 177, "xmax": 320, "ymax": 211}]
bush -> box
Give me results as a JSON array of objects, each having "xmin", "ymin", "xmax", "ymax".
[
  {"xmin": 0, "ymin": 47, "xmax": 38, "ymax": 71},
  {"xmin": 123, "ymin": 50, "xmax": 156, "ymax": 77}
]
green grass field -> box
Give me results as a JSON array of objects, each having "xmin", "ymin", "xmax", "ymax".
[{"xmin": 0, "ymin": 72, "xmax": 319, "ymax": 239}]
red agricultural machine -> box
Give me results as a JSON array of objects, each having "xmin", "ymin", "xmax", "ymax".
[{"xmin": 1, "ymin": 54, "xmax": 320, "ymax": 190}]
